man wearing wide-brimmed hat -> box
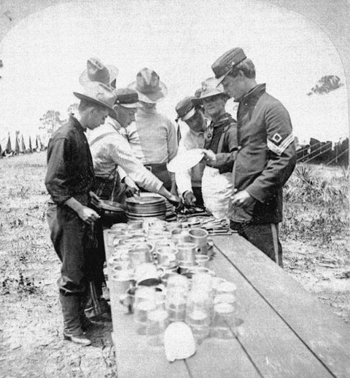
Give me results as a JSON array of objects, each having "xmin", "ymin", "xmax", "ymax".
[
  {"xmin": 174, "ymin": 96, "xmax": 210, "ymax": 207},
  {"xmin": 81, "ymin": 59, "xmax": 180, "ymax": 322},
  {"xmin": 45, "ymin": 82, "xmax": 117, "ymax": 346},
  {"xmin": 79, "ymin": 58, "xmax": 179, "ymax": 205},
  {"xmin": 88, "ymin": 87, "xmax": 180, "ymax": 204},
  {"xmin": 210, "ymin": 47, "xmax": 296, "ymax": 267},
  {"xmin": 126, "ymin": 68, "xmax": 178, "ymax": 193},
  {"xmin": 193, "ymin": 77, "xmax": 238, "ymax": 219},
  {"xmin": 79, "ymin": 57, "xmax": 119, "ymax": 88}
]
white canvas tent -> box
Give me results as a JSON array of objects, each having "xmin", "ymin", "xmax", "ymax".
[{"xmin": 0, "ymin": 129, "xmax": 49, "ymax": 156}]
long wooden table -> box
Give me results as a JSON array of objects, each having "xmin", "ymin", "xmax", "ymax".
[{"xmin": 104, "ymin": 231, "xmax": 350, "ymax": 378}]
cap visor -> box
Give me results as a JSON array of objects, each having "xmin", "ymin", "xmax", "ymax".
[
  {"xmin": 120, "ymin": 102, "xmax": 142, "ymax": 108},
  {"xmin": 214, "ymin": 74, "xmax": 228, "ymax": 86}
]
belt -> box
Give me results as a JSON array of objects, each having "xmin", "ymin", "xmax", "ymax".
[{"xmin": 144, "ymin": 163, "xmax": 167, "ymax": 173}]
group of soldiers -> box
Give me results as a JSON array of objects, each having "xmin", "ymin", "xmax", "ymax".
[{"xmin": 45, "ymin": 47, "xmax": 296, "ymax": 346}]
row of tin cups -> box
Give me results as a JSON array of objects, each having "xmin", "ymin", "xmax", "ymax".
[
  {"xmin": 109, "ymin": 240, "xmax": 209, "ymax": 274},
  {"xmin": 106, "ymin": 225, "xmax": 210, "ymax": 271}
]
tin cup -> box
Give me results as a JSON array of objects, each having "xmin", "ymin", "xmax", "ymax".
[
  {"xmin": 128, "ymin": 220, "xmax": 144, "ymax": 230},
  {"xmin": 171, "ymin": 229, "xmax": 190, "ymax": 244},
  {"xmin": 106, "ymin": 229, "xmax": 123, "ymax": 247},
  {"xmin": 129, "ymin": 247, "xmax": 152, "ymax": 270},
  {"xmin": 188, "ymin": 228, "xmax": 208, "ymax": 255},
  {"xmin": 156, "ymin": 247, "xmax": 178, "ymax": 268},
  {"xmin": 133, "ymin": 242, "xmax": 155, "ymax": 262},
  {"xmin": 195, "ymin": 255, "xmax": 210, "ymax": 268},
  {"xmin": 110, "ymin": 274, "xmax": 132, "ymax": 298},
  {"xmin": 110, "ymin": 223, "xmax": 129, "ymax": 231},
  {"xmin": 177, "ymin": 242, "xmax": 196, "ymax": 265},
  {"xmin": 134, "ymin": 263, "xmax": 164, "ymax": 287}
]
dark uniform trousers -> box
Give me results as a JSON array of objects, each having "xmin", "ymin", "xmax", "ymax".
[
  {"xmin": 46, "ymin": 203, "xmax": 104, "ymax": 295},
  {"xmin": 230, "ymin": 221, "xmax": 283, "ymax": 268}
]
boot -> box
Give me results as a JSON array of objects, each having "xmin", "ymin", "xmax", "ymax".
[{"xmin": 59, "ymin": 292, "xmax": 91, "ymax": 346}]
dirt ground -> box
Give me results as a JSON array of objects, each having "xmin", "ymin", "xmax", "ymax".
[{"xmin": 0, "ymin": 152, "xmax": 349, "ymax": 378}]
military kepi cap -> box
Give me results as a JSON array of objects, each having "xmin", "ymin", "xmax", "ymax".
[
  {"xmin": 175, "ymin": 96, "xmax": 196, "ymax": 121},
  {"xmin": 211, "ymin": 47, "xmax": 247, "ymax": 84},
  {"xmin": 115, "ymin": 88, "xmax": 142, "ymax": 108}
]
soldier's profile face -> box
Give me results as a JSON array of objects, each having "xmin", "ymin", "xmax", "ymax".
[
  {"xmin": 186, "ymin": 110, "xmax": 206, "ymax": 132},
  {"xmin": 89, "ymin": 107, "xmax": 108, "ymax": 129},
  {"xmin": 221, "ymin": 75, "xmax": 238, "ymax": 98}
]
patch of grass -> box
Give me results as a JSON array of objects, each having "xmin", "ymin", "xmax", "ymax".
[
  {"xmin": 1, "ymin": 270, "xmax": 43, "ymax": 296},
  {"xmin": 281, "ymin": 164, "xmax": 349, "ymax": 248}
]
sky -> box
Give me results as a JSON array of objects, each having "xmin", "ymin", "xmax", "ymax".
[{"xmin": 0, "ymin": 0, "xmax": 348, "ymax": 145}]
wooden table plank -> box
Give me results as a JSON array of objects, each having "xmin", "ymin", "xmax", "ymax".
[
  {"xmin": 185, "ymin": 337, "xmax": 262, "ymax": 378},
  {"xmin": 206, "ymin": 245, "xmax": 334, "ymax": 378},
  {"xmin": 213, "ymin": 235, "xmax": 350, "ymax": 378}
]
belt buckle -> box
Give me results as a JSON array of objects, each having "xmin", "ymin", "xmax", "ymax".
[{"xmin": 145, "ymin": 165, "xmax": 152, "ymax": 172}]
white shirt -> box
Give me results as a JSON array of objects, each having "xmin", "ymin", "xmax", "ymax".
[
  {"xmin": 126, "ymin": 107, "xmax": 178, "ymax": 165},
  {"xmin": 87, "ymin": 116, "xmax": 163, "ymax": 193}
]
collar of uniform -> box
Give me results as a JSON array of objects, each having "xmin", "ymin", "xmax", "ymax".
[
  {"xmin": 106, "ymin": 115, "xmax": 122, "ymax": 132},
  {"xmin": 238, "ymin": 83, "xmax": 266, "ymax": 104},
  {"xmin": 211, "ymin": 112, "xmax": 232, "ymax": 128},
  {"xmin": 70, "ymin": 115, "xmax": 87, "ymax": 133}
]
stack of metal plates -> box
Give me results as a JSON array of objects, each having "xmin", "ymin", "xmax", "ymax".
[{"xmin": 126, "ymin": 193, "xmax": 166, "ymax": 220}]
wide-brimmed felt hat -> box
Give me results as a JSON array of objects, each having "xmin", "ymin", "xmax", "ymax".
[
  {"xmin": 73, "ymin": 82, "xmax": 117, "ymax": 111},
  {"xmin": 79, "ymin": 57, "xmax": 119, "ymax": 88},
  {"xmin": 192, "ymin": 77, "xmax": 228, "ymax": 104},
  {"xmin": 115, "ymin": 88, "xmax": 142, "ymax": 108},
  {"xmin": 128, "ymin": 68, "xmax": 168, "ymax": 103},
  {"xmin": 211, "ymin": 47, "xmax": 247, "ymax": 84},
  {"xmin": 175, "ymin": 96, "xmax": 196, "ymax": 121}
]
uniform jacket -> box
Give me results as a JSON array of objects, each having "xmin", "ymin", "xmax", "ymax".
[{"xmin": 229, "ymin": 84, "xmax": 296, "ymax": 224}]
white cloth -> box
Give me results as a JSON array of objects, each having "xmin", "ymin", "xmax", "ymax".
[
  {"xmin": 201, "ymin": 166, "xmax": 233, "ymax": 220},
  {"xmin": 175, "ymin": 119, "xmax": 211, "ymax": 196},
  {"xmin": 87, "ymin": 117, "xmax": 163, "ymax": 193}
]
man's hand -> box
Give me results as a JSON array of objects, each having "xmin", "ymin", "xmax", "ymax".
[
  {"xmin": 167, "ymin": 193, "xmax": 182, "ymax": 209},
  {"xmin": 89, "ymin": 191, "xmax": 101, "ymax": 208},
  {"xmin": 231, "ymin": 190, "xmax": 255, "ymax": 208},
  {"xmin": 77, "ymin": 206, "xmax": 101, "ymax": 225},
  {"xmin": 183, "ymin": 191, "xmax": 196, "ymax": 206},
  {"xmin": 123, "ymin": 177, "xmax": 140, "ymax": 197},
  {"xmin": 202, "ymin": 149, "xmax": 216, "ymax": 163},
  {"xmin": 125, "ymin": 185, "xmax": 140, "ymax": 197}
]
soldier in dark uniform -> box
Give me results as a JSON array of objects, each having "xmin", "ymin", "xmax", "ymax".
[
  {"xmin": 45, "ymin": 82, "xmax": 117, "ymax": 346},
  {"xmin": 209, "ymin": 47, "xmax": 296, "ymax": 267}
]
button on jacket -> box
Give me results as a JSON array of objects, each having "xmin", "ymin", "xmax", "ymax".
[
  {"xmin": 229, "ymin": 84, "xmax": 296, "ymax": 224},
  {"xmin": 45, "ymin": 116, "xmax": 95, "ymax": 206}
]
